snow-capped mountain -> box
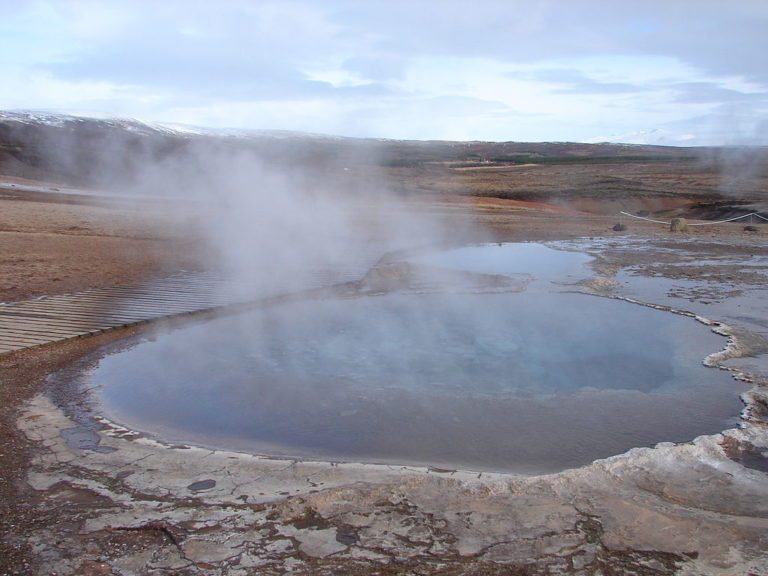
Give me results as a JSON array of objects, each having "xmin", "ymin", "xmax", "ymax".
[{"xmin": 0, "ymin": 110, "xmax": 354, "ymax": 142}]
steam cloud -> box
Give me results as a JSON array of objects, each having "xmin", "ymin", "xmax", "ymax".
[{"xmin": 28, "ymin": 123, "xmax": 467, "ymax": 299}]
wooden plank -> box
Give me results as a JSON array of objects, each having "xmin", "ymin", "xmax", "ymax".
[
  {"xmin": 0, "ymin": 335, "xmax": 52, "ymax": 346},
  {"xmin": 0, "ymin": 301, "xmax": 113, "ymax": 313},
  {"xmin": 0, "ymin": 315, "xmax": 119, "ymax": 332},
  {"xmin": 8, "ymin": 296, "xmax": 139, "ymax": 309},
  {"xmin": 0, "ymin": 336, "xmax": 32, "ymax": 346},
  {"xmin": 0, "ymin": 344, "xmax": 27, "ymax": 353},
  {"xmin": 0, "ymin": 323, "xmax": 90, "ymax": 338},
  {"xmin": 89, "ymin": 282, "xmax": 220, "ymax": 294},
  {"xmin": 0, "ymin": 328, "xmax": 63, "ymax": 341},
  {"xmin": 0, "ymin": 329, "xmax": 58, "ymax": 342},
  {"xmin": 1, "ymin": 300, "xmax": 213, "ymax": 330},
  {"xmin": 0, "ymin": 272, "xmax": 253, "ymax": 356},
  {"xmin": 140, "ymin": 276, "xmax": 225, "ymax": 286},
  {"xmin": 0, "ymin": 332, "xmax": 77, "ymax": 344},
  {"xmin": 85, "ymin": 284, "xmax": 228, "ymax": 300},
  {"xmin": 85, "ymin": 288, "xmax": 218, "ymax": 305},
  {"xmin": 0, "ymin": 318, "xmax": 95, "ymax": 334},
  {"xmin": 5, "ymin": 303, "xmax": 121, "ymax": 315},
  {"xmin": 87, "ymin": 287, "xmax": 223, "ymax": 299},
  {"xmin": 0, "ymin": 311, "xmax": 122, "ymax": 327},
  {"xmin": 0, "ymin": 322, "xmax": 111, "ymax": 338},
  {"xmin": 0, "ymin": 309, "xmax": 71, "ymax": 320},
  {"xmin": 0, "ymin": 304, "xmax": 157, "ymax": 321},
  {"xmin": 108, "ymin": 298, "xmax": 213, "ymax": 311},
  {"xmin": 114, "ymin": 279, "xmax": 224, "ymax": 290},
  {"xmin": 103, "ymin": 292, "xmax": 221, "ymax": 307},
  {"xmin": 107, "ymin": 307, "xmax": 207, "ymax": 318},
  {"xmin": 0, "ymin": 308, "xmax": 132, "ymax": 323},
  {"xmin": 0, "ymin": 309, "xmax": 146, "ymax": 324},
  {"xmin": 115, "ymin": 283, "xmax": 225, "ymax": 294}
]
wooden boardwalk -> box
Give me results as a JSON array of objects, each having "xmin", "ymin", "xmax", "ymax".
[
  {"xmin": 0, "ymin": 272, "xmax": 244, "ymax": 355},
  {"xmin": 0, "ymin": 255, "xmax": 380, "ymax": 355}
]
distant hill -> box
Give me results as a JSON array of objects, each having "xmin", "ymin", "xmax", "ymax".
[
  {"xmin": 1, "ymin": 111, "xmax": 766, "ymax": 220},
  {"xmin": 0, "ymin": 111, "xmax": 712, "ymax": 187}
]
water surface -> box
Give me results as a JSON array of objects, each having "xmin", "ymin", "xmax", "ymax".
[{"xmin": 89, "ymin": 243, "xmax": 743, "ymax": 473}]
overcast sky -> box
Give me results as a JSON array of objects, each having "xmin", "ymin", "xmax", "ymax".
[{"xmin": 1, "ymin": 0, "xmax": 766, "ymax": 145}]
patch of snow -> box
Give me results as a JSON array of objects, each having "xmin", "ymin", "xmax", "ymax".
[{"xmin": 0, "ymin": 110, "xmax": 358, "ymax": 142}]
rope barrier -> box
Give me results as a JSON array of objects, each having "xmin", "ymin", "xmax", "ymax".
[
  {"xmin": 689, "ymin": 213, "xmax": 768, "ymax": 226},
  {"xmin": 619, "ymin": 211, "xmax": 767, "ymax": 226}
]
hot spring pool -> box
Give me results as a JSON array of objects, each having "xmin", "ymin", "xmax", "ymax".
[{"xmin": 86, "ymin": 243, "xmax": 744, "ymax": 474}]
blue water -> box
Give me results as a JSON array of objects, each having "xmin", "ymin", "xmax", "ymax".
[
  {"xmin": 410, "ymin": 242, "xmax": 593, "ymax": 282},
  {"xmin": 90, "ymin": 270, "xmax": 743, "ymax": 473}
]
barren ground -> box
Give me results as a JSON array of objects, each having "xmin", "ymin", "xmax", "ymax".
[{"xmin": 1, "ymin": 182, "xmax": 768, "ymax": 575}]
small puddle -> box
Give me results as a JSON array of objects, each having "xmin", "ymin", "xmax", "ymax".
[
  {"xmin": 187, "ymin": 479, "xmax": 217, "ymax": 492},
  {"xmin": 60, "ymin": 427, "xmax": 116, "ymax": 453}
]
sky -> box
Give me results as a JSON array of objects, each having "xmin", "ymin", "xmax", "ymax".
[{"xmin": 1, "ymin": 0, "xmax": 766, "ymax": 145}]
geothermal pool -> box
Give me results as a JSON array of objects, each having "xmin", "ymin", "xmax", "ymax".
[{"xmin": 87, "ymin": 243, "xmax": 744, "ymax": 474}]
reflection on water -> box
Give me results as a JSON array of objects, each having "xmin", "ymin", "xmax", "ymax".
[
  {"xmin": 410, "ymin": 242, "xmax": 593, "ymax": 282},
  {"xmin": 90, "ymin": 244, "xmax": 743, "ymax": 473}
]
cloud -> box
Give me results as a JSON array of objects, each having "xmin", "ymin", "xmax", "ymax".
[
  {"xmin": 510, "ymin": 69, "xmax": 648, "ymax": 95},
  {"xmin": 341, "ymin": 55, "xmax": 408, "ymax": 83},
  {"xmin": 672, "ymin": 82, "xmax": 768, "ymax": 104},
  {"xmin": 0, "ymin": 0, "xmax": 766, "ymax": 143}
]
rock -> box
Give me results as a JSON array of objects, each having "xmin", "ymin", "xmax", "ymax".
[
  {"xmin": 613, "ymin": 223, "xmax": 627, "ymax": 231},
  {"xmin": 670, "ymin": 218, "xmax": 688, "ymax": 233},
  {"xmin": 359, "ymin": 261, "xmax": 413, "ymax": 292}
]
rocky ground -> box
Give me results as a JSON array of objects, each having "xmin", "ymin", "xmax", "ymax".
[{"xmin": 1, "ymin": 182, "xmax": 768, "ymax": 575}]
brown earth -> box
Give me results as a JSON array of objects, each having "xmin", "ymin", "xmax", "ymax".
[
  {"xmin": 387, "ymin": 157, "xmax": 766, "ymax": 211},
  {"xmin": 0, "ymin": 182, "xmax": 209, "ymax": 303},
  {"xmin": 1, "ymin": 176, "xmax": 767, "ymax": 575}
]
